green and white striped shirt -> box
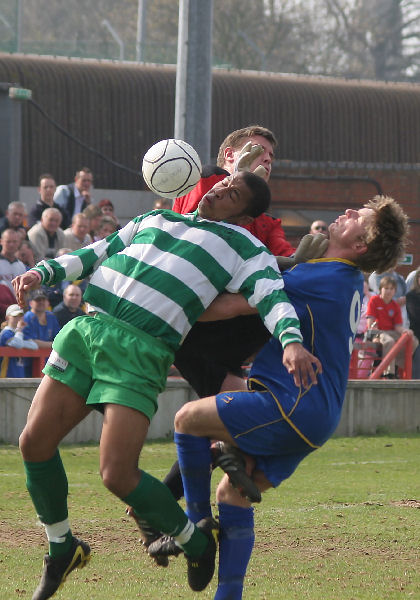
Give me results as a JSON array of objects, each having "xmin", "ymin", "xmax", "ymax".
[{"xmin": 33, "ymin": 210, "xmax": 302, "ymax": 351}]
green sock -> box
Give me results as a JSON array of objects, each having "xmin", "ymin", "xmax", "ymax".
[
  {"xmin": 49, "ymin": 531, "xmax": 73, "ymax": 558},
  {"xmin": 124, "ymin": 471, "xmax": 207, "ymax": 557},
  {"xmin": 24, "ymin": 450, "xmax": 72, "ymax": 557}
]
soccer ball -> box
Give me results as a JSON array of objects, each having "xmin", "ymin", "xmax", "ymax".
[{"xmin": 142, "ymin": 139, "xmax": 202, "ymax": 199}]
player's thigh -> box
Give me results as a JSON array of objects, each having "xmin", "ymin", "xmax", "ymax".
[
  {"xmin": 175, "ymin": 395, "xmax": 235, "ymax": 442},
  {"xmin": 20, "ymin": 374, "xmax": 90, "ymax": 461}
]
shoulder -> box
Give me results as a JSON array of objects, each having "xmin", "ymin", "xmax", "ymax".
[
  {"xmin": 23, "ymin": 310, "xmax": 36, "ymax": 323},
  {"xmin": 52, "ymin": 302, "xmax": 65, "ymax": 313},
  {"xmin": 28, "ymin": 223, "xmax": 43, "ymax": 235},
  {"xmin": 201, "ymin": 164, "xmax": 229, "ymax": 178},
  {"xmin": 15, "ymin": 259, "xmax": 26, "ymax": 272},
  {"xmin": 46, "ymin": 311, "xmax": 60, "ymax": 325}
]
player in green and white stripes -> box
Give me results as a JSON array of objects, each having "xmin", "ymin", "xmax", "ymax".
[{"xmin": 13, "ymin": 171, "xmax": 321, "ymax": 598}]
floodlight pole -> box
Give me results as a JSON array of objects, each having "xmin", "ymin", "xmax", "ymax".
[
  {"xmin": 174, "ymin": 0, "xmax": 213, "ymax": 164},
  {"xmin": 136, "ymin": 0, "xmax": 147, "ymax": 62},
  {"xmin": 16, "ymin": 0, "xmax": 22, "ymax": 52}
]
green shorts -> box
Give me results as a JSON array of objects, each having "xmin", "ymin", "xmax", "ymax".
[{"xmin": 43, "ymin": 313, "xmax": 174, "ymax": 421}]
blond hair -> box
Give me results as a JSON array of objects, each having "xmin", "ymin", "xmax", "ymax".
[{"xmin": 356, "ymin": 196, "xmax": 409, "ymax": 273}]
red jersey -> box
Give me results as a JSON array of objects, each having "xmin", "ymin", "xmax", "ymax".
[
  {"xmin": 172, "ymin": 166, "xmax": 295, "ymax": 257},
  {"xmin": 366, "ymin": 295, "xmax": 402, "ymax": 330}
]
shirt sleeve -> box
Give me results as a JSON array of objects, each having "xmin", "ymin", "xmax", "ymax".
[
  {"xmin": 366, "ymin": 295, "xmax": 377, "ymax": 318},
  {"xmin": 32, "ymin": 215, "xmax": 147, "ymax": 286},
  {"xmin": 226, "ymin": 250, "xmax": 303, "ymax": 347},
  {"xmin": 53, "ymin": 185, "xmax": 69, "ymax": 207}
]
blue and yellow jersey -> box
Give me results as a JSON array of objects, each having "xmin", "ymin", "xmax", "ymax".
[{"xmin": 248, "ymin": 259, "xmax": 364, "ymax": 446}]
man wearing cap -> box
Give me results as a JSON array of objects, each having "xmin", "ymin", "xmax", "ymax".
[
  {"xmin": 24, "ymin": 290, "xmax": 60, "ymax": 353},
  {"xmin": 0, "ymin": 303, "xmax": 38, "ymax": 377}
]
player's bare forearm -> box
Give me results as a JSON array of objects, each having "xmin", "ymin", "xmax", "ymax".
[
  {"xmin": 282, "ymin": 342, "xmax": 322, "ymax": 389},
  {"xmin": 12, "ymin": 270, "xmax": 42, "ymax": 307},
  {"xmin": 198, "ymin": 293, "xmax": 257, "ymax": 322},
  {"xmin": 33, "ymin": 340, "xmax": 53, "ymax": 348}
]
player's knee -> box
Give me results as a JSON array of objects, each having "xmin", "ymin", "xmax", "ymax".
[
  {"xmin": 215, "ymin": 475, "xmax": 234, "ymax": 503},
  {"xmin": 174, "ymin": 402, "xmax": 194, "ymax": 433},
  {"xmin": 19, "ymin": 426, "xmax": 52, "ymax": 461},
  {"xmin": 216, "ymin": 474, "xmax": 250, "ymax": 506},
  {"xmin": 100, "ymin": 464, "xmax": 126, "ymax": 497},
  {"xmin": 19, "ymin": 427, "xmax": 32, "ymax": 458}
]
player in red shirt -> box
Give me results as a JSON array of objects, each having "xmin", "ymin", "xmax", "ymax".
[
  {"xmin": 173, "ymin": 125, "xmax": 295, "ymax": 258},
  {"xmin": 366, "ymin": 275, "xmax": 418, "ymax": 377}
]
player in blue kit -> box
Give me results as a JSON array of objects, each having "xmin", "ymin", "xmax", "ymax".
[{"xmin": 149, "ymin": 195, "xmax": 409, "ymax": 600}]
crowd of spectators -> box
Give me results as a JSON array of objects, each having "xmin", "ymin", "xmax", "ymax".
[{"xmin": 0, "ymin": 167, "xmax": 124, "ymax": 378}]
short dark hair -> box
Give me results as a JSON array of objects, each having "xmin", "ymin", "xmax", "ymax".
[
  {"xmin": 217, "ymin": 125, "xmax": 277, "ymax": 168},
  {"xmin": 241, "ymin": 171, "xmax": 271, "ymax": 218},
  {"xmin": 38, "ymin": 173, "xmax": 55, "ymax": 185}
]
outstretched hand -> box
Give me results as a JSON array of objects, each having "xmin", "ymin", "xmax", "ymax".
[
  {"xmin": 234, "ymin": 142, "xmax": 264, "ymax": 176},
  {"xmin": 282, "ymin": 342, "xmax": 322, "ymax": 388},
  {"xmin": 276, "ymin": 233, "xmax": 329, "ymax": 270},
  {"xmin": 12, "ymin": 270, "xmax": 42, "ymax": 307}
]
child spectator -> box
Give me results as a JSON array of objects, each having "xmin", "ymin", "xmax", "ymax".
[
  {"xmin": 97, "ymin": 198, "xmax": 121, "ymax": 228},
  {"xmin": 366, "ymin": 275, "xmax": 418, "ymax": 378},
  {"xmin": 96, "ymin": 216, "xmax": 118, "ymax": 239},
  {"xmin": 0, "ymin": 303, "xmax": 38, "ymax": 377}
]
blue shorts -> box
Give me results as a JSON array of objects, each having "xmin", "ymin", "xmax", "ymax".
[{"xmin": 216, "ymin": 387, "xmax": 316, "ymax": 487}]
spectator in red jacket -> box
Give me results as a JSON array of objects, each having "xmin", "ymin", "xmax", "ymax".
[{"xmin": 366, "ymin": 275, "xmax": 418, "ymax": 377}]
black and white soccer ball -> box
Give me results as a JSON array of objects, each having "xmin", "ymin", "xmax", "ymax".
[{"xmin": 142, "ymin": 138, "xmax": 202, "ymax": 199}]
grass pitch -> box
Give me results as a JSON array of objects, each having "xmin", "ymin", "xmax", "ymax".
[{"xmin": 0, "ymin": 435, "xmax": 419, "ymax": 599}]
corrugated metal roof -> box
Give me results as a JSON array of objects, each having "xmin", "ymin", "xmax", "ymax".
[{"xmin": 1, "ymin": 53, "xmax": 420, "ymax": 188}]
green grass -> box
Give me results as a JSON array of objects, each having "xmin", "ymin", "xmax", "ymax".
[{"xmin": 1, "ymin": 435, "xmax": 419, "ymax": 599}]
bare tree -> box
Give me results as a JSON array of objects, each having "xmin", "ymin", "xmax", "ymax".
[
  {"xmin": 321, "ymin": 0, "xmax": 420, "ymax": 80},
  {"xmin": 2, "ymin": 0, "xmax": 419, "ymax": 81}
]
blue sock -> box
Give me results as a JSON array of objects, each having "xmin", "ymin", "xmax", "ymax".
[
  {"xmin": 215, "ymin": 503, "xmax": 255, "ymax": 600},
  {"xmin": 174, "ymin": 432, "xmax": 212, "ymax": 523}
]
